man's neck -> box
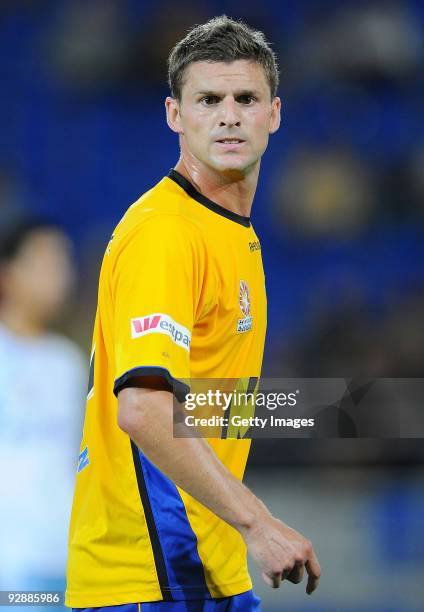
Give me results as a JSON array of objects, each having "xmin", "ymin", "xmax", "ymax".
[
  {"xmin": 174, "ymin": 156, "xmax": 260, "ymax": 218},
  {"xmin": 0, "ymin": 302, "xmax": 44, "ymax": 337}
]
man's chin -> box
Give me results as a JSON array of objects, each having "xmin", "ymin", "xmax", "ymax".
[{"xmin": 209, "ymin": 156, "xmax": 251, "ymax": 175}]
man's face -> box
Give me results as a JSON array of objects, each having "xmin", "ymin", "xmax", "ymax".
[
  {"xmin": 2, "ymin": 229, "xmax": 75, "ymax": 323},
  {"xmin": 166, "ymin": 60, "xmax": 281, "ymax": 176}
]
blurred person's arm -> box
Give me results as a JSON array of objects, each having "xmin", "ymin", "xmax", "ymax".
[{"xmin": 118, "ymin": 384, "xmax": 321, "ymax": 594}]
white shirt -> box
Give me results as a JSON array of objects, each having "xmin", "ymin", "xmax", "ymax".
[{"xmin": 0, "ymin": 323, "xmax": 86, "ymax": 586}]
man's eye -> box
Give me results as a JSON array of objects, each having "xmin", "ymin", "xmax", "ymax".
[
  {"xmin": 201, "ymin": 96, "xmax": 219, "ymax": 105},
  {"xmin": 238, "ymin": 95, "xmax": 255, "ymax": 105}
]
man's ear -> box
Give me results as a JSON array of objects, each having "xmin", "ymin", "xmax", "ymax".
[
  {"xmin": 165, "ymin": 97, "xmax": 184, "ymax": 134},
  {"xmin": 269, "ymin": 96, "xmax": 281, "ymax": 135}
]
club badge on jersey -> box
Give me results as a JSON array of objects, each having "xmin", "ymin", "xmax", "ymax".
[{"xmin": 237, "ymin": 280, "xmax": 253, "ymax": 333}]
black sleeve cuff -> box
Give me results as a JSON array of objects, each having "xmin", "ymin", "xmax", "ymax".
[{"xmin": 113, "ymin": 366, "xmax": 189, "ymax": 403}]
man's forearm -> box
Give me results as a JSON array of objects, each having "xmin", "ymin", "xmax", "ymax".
[
  {"xmin": 118, "ymin": 385, "xmax": 322, "ymax": 595},
  {"xmin": 118, "ymin": 387, "xmax": 265, "ymax": 533}
]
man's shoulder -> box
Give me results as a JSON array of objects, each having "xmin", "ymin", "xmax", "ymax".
[
  {"xmin": 105, "ymin": 176, "xmax": 206, "ymax": 265},
  {"xmin": 113, "ymin": 174, "xmax": 200, "ymax": 241}
]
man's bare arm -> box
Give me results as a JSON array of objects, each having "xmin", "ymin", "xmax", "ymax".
[{"xmin": 118, "ymin": 383, "xmax": 321, "ymax": 594}]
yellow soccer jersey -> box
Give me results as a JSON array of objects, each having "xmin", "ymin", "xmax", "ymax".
[{"xmin": 66, "ymin": 169, "xmax": 267, "ymax": 607}]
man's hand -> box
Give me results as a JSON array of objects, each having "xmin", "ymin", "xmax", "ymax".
[{"xmin": 240, "ymin": 511, "xmax": 321, "ymax": 595}]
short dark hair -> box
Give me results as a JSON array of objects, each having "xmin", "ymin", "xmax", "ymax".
[
  {"xmin": 0, "ymin": 216, "xmax": 62, "ymax": 263},
  {"xmin": 168, "ymin": 15, "xmax": 279, "ymax": 101}
]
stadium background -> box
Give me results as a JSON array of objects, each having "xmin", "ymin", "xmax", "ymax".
[{"xmin": 0, "ymin": 1, "xmax": 423, "ymax": 610}]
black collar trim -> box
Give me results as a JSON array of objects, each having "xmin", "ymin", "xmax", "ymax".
[{"xmin": 167, "ymin": 169, "xmax": 251, "ymax": 228}]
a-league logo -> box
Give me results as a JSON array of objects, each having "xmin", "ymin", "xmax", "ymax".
[{"xmin": 237, "ymin": 280, "xmax": 253, "ymax": 333}]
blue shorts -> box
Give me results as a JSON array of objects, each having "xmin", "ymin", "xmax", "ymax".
[{"xmin": 72, "ymin": 590, "xmax": 261, "ymax": 612}]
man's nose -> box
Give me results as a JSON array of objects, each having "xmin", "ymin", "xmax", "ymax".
[{"xmin": 218, "ymin": 98, "xmax": 241, "ymax": 127}]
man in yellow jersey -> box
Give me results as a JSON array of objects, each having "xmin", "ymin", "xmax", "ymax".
[{"xmin": 66, "ymin": 15, "xmax": 320, "ymax": 612}]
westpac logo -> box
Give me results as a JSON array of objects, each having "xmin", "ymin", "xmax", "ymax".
[{"xmin": 131, "ymin": 313, "xmax": 191, "ymax": 351}]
